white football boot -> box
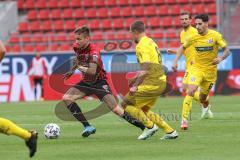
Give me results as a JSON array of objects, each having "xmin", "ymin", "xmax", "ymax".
[
  {"xmin": 138, "ymin": 124, "xmax": 158, "ymax": 140},
  {"xmin": 160, "ymin": 130, "xmax": 178, "ymax": 140}
]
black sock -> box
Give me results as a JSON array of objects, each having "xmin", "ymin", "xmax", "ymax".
[
  {"xmin": 67, "ymin": 102, "xmax": 90, "ymax": 127},
  {"xmin": 122, "ymin": 111, "xmax": 145, "ymax": 131}
]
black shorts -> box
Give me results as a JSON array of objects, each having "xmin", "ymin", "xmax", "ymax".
[
  {"xmin": 33, "ymin": 77, "xmax": 43, "ymax": 86},
  {"xmin": 73, "ymin": 79, "xmax": 112, "ymax": 100}
]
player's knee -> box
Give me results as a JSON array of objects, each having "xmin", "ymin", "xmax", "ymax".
[
  {"xmin": 62, "ymin": 94, "xmax": 74, "ymax": 102},
  {"xmin": 187, "ymin": 89, "xmax": 195, "ymax": 97}
]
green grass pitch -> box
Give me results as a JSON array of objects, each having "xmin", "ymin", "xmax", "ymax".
[{"xmin": 0, "ymin": 96, "xmax": 240, "ymax": 160}]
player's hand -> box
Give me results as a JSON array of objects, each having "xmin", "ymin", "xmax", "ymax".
[
  {"xmin": 172, "ymin": 62, "xmax": 178, "ymax": 72},
  {"xmin": 63, "ymin": 71, "xmax": 73, "ymax": 80},
  {"xmin": 212, "ymin": 57, "xmax": 223, "ymax": 65},
  {"xmin": 128, "ymin": 77, "xmax": 137, "ymax": 87},
  {"xmin": 167, "ymin": 49, "xmax": 177, "ymax": 54},
  {"xmin": 129, "ymin": 86, "xmax": 138, "ymax": 96}
]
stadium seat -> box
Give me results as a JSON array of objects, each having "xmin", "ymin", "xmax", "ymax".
[
  {"xmin": 157, "ymin": 41, "xmax": 165, "ymax": 48},
  {"xmin": 62, "ymin": 9, "xmax": 73, "ymax": 19},
  {"xmin": 130, "ymin": 0, "xmax": 141, "ymax": 6},
  {"xmin": 124, "ymin": 18, "xmax": 135, "ymax": 28},
  {"xmin": 39, "ymin": 10, "xmax": 49, "ymax": 20},
  {"xmin": 76, "ymin": 20, "xmax": 88, "ymax": 27},
  {"xmin": 8, "ymin": 36, "xmax": 19, "ymax": 43},
  {"xmin": 133, "ymin": 6, "xmax": 145, "ymax": 17},
  {"xmin": 59, "ymin": 43, "xmax": 71, "ymax": 51},
  {"xmin": 148, "ymin": 17, "xmax": 160, "ymax": 28},
  {"xmin": 53, "ymin": 35, "xmax": 67, "ymax": 42},
  {"xmin": 92, "ymin": 32, "xmax": 104, "ymax": 41},
  {"xmin": 158, "ymin": 6, "xmax": 169, "ymax": 15},
  {"xmin": 58, "ymin": 0, "xmax": 70, "ymax": 8},
  {"xmin": 112, "ymin": 19, "xmax": 124, "ymax": 29},
  {"xmin": 74, "ymin": 9, "xmax": 85, "ymax": 19},
  {"xmin": 48, "ymin": 0, "xmax": 58, "ymax": 9},
  {"xmin": 36, "ymin": 44, "xmax": 47, "ymax": 52},
  {"xmin": 23, "ymin": 44, "xmax": 35, "ymax": 52},
  {"xmin": 95, "ymin": 0, "xmax": 105, "ymax": 7},
  {"xmin": 170, "ymin": 5, "xmax": 181, "ymax": 15},
  {"xmin": 207, "ymin": 3, "xmax": 216, "ymax": 14},
  {"xmin": 151, "ymin": 32, "xmax": 164, "ymax": 39},
  {"xmin": 142, "ymin": 0, "xmax": 153, "ymax": 5},
  {"xmin": 17, "ymin": 0, "xmax": 24, "ymax": 10},
  {"xmin": 174, "ymin": 16, "xmax": 181, "ymax": 27},
  {"xmin": 177, "ymin": 0, "xmax": 189, "ymax": 4},
  {"xmin": 41, "ymin": 20, "xmax": 52, "ymax": 32},
  {"xmin": 193, "ymin": 4, "xmax": 205, "ymax": 14},
  {"xmin": 121, "ymin": 7, "xmax": 132, "ymax": 17},
  {"xmin": 145, "ymin": 6, "xmax": 157, "ymax": 16},
  {"xmin": 165, "ymin": 30, "xmax": 178, "ymax": 39},
  {"xmin": 118, "ymin": 0, "xmax": 129, "ymax": 6},
  {"xmin": 12, "ymin": 45, "xmax": 21, "ymax": 52},
  {"xmin": 49, "ymin": 44, "xmax": 59, "ymax": 51},
  {"xmin": 210, "ymin": 15, "xmax": 217, "ymax": 26},
  {"xmin": 35, "ymin": 0, "xmax": 46, "ymax": 9},
  {"xmin": 29, "ymin": 21, "xmax": 41, "ymax": 32},
  {"xmin": 65, "ymin": 20, "xmax": 76, "ymax": 31},
  {"xmin": 101, "ymin": 19, "xmax": 112, "ymax": 30},
  {"xmin": 190, "ymin": 0, "xmax": 200, "ymax": 3},
  {"xmin": 167, "ymin": 0, "xmax": 177, "ymax": 4},
  {"xmin": 154, "ymin": 0, "xmax": 165, "ymax": 4},
  {"xmin": 161, "ymin": 17, "xmax": 173, "ymax": 28},
  {"xmin": 50, "ymin": 9, "xmax": 62, "ymax": 19},
  {"xmin": 53, "ymin": 20, "xmax": 64, "ymax": 31},
  {"xmin": 109, "ymin": 7, "xmax": 121, "ymax": 17},
  {"xmin": 105, "ymin": 0, "xmax": 117, "ymax": 7},
  {"xmin": 89, "ymin": 20, "xmax": 101, "ymax": 30},
  {"xmin": 28, "ymin": 10, "xmax": 38, "ymax": 21},
  {"xmin": 169, "ymin": 40, "xmax": 180, "ymax": 48},
  {"xmin": 70, "ymin": 0, "xmax": 82, "ymax": 8},
  {"xmin": 32, "ymin": 34, "xmax": 44, "ymax": 43},
  {"xmin": 82, "ymin": 0, "xmax": 93, "ymax": 7},
  {"xmin": 98, "ymin": 8, "xmax": 109, "ymax": 18},
  {"xmin": 86, "ymin": 8, "xmax": 97, "ymax": 18},
  {"xmin": 182, "ymin": 5, "xmax": 193, "ymax": 13},
  {"xmin": 25, "ymin": 0, "xmax": 35, "ymax": 10},
  {"xmin": 21, "ymin": 34, "xmax": 31, "ymax": 43}
]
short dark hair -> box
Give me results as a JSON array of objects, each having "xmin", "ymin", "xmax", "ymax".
[
  {"xmin": 180, "ymin": 11, "xmax": 191, "ymax": 19},
  {"xmin": 74, "ymin": 26, "xmax": 90, "ymax": 37},
  {"xmin": 130, "ymin": 20, "xmax": 145, "ymax": 33},
  {"xmin": 195, "ymin": 14, "xmax": 209, "ymax": 22}
]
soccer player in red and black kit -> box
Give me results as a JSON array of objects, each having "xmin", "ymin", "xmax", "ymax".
[{"xmin": 63, "ymin": 26, "xmax": 145, "ymax": 137}]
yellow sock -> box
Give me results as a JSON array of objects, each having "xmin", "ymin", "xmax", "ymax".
[
  {"xmin": 193, "ymin": 91, "xmax": 200, "ymax": 104},
  {"xmin": 0, "ymin": 118, "xmax": 31, "ymax": 140},
  {"xmin": 125, "ymin": 106, "xmax": 154, "ymax": 129},
  {"xmin": 182, "ymin": 95, "xmax": 193, "ymax": 120},
  {"xmin": 146, "ymin": 110, "xmax": 174, "ymax": 133}
]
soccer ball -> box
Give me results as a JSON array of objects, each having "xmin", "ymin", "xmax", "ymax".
[{"xmin": 44, "ymin": 123, "xmax": 60, "ymax": 139}]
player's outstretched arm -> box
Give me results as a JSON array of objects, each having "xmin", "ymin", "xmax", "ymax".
[
  {"xmin": 167, "ymin": 49, "xmax": 177, "ymax": 54},
  {"xmin": 63, "ymin": 57, "xmax": 78, "ymax": 79},
  {"xmin": 78, "ymin": 62, "xmax": 97, "ymax": 75},
  {"xmin": 0, "ymin": 40, "xmax": 6, "ymax": 62},
  {"xmin": 212, "ymin": 47, "xmax": 231, "ymax": 65},
  {"xmin": 172, "ymin": 45, "xmax": 184, "ymax": 72}
]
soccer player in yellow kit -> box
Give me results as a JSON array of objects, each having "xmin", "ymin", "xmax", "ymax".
[
  {"xmin": 122, "ymin": 21, "xmax": 178, "ymax": 140},
  {"xmin": 172, "ymin": 14, "xmax": 230, "ymax": 126},
  {"xmin": 169, "ymin": 12, "xmax": 213, "ymax": 130},
  {"xmin": 0, "ymin": 40, "xmax": 38, "ymax": 158}
]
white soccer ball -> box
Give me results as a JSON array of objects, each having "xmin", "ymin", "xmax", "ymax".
[{"xmin": 44, "ymin": 123, "xmax": 60, "ymax": 139}]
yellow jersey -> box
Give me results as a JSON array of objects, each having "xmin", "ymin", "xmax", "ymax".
[
  {"xmin": 180, "ymin": 26, "xmax": 198, "ymax": 70},
  {"xmin": 135, "ymin": 36, "xmax": 165, "ymax": 86},
  {"xmin": 183, "ymin": 29, "xmax": 227, "ymax": 73}
]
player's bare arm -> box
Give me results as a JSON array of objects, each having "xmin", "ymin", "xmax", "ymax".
[
  {"xmin": 167, "ymin": 49, "xmax": 177, "ymax": 54},
  {"xmin": 172, "ymin": 45, "xmax": 184, "ymax": 72},
  {"xmin": 78, "ymin": 62, "xmax": 97, "ymax": 75},
  {"xmin": 212, "ymin": 47, "xmax": 231, "ymax": 65},
  {"xmin": 63, "ymin": 57, "xmax": 79, "ymax": 79},
  {"xmin": 0, "ymin": 40, "xmax": 6, "ymax": 62}
]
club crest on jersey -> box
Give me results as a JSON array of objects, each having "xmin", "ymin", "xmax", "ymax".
[
  {"xmin": 190, "ymin": 76, "xmax": 196, "ymax": 82},
  {"xmin": 208, "ymin": 38, "xmax": 213, "ymax": 44},
  {"xmin": 92, "ymin": 55, "xmax": 98, "ymax": 62}
]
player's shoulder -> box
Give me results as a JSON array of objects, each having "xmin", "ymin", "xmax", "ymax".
[
  {"xmin": 189, "ymin": 26, "xmax": 198, "ymax": 33},
  {"xmin": 89, "ymin": 43, "xmax": 100, "ymax": 55},
  {"xmin": 208, "ymin": 29, "xmax": 222, "ymax": 37}
]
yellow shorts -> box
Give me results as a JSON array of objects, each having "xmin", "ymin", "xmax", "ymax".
[
  {"xmin": 188, "ymin": 70, "xmax": 216, "ymax": 94},
  {"xmin": 124, "ymin": 82, "xmax": 166, "ymax": 110},
  {"xmin": 182, "ymin": 70, "xmax": 189, "ymax": 84}
]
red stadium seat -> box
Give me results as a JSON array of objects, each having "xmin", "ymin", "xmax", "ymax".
[
  {"xmin": 98, "ymin": 8, "xmax": 109, "ymax": 18},
  {"xmin": 89, "ymin": 20, "xmax": 101, "ymax": 30},
  {"xmin": 25, "ymin": 0, "xmax": 35, "ymax": 10},
  {"xmin": 145, "ymin": 6, "xmax": 157, "ymax": 16},
  {"xmin": 32, "ymin": 34, "xmax": 44, "ymax": 43},
  {"xmin": 62, "ymin": 9, "xmax": 73, "ymax": 19},
  {"xmin": 112, "ymin": 19, "xmax": 124, "ymax": 29},
  {"xmin": 74, "ymin": 9, "xmax": 85, "ymax": 19},
  {"xmin": 49, "ymin": 44, "xmax": 59, "ymax": 51},
  {"xmin": 151, "ymin": 32, "xmax": 164, "ymax": 39},
  {"xmin": 101, "ymin": 19, "xmax": 112, "ymax": 30},
  {"xmin": 168, "ymin": 40, "xmax": 180, "ymax": 48},
  {"xmin": 86, "ymin": 8, "xmax": 97, "ymax": 18},
  {"xmin": 193, "ymin": 4, "xmax": 205, "ymax": 14},
  {"xmin": 29, "ymin": 21, "xmax": 41, "ymax": 32},
  {"xmin": 133, "ymin": 6, "xmax": 145, "ymax": 17},
  {"xmin": 53, "ymin": 35, "xmax": 67, "ymax": 42},
  {"xmin": 50, "ymin": 9, "xmax": 62, "ymax": 19},
  {"xmin": 18, "ymin": 22, "xmax": 29, "ymax": 32},
  {"xmin": 158, "ymin": 6, "xmax": 169, "ymax": 16},
  {"xmin": 21, "ymin": 34, "xmax": 31, "ymax": 43},
  {"xmin": 207, "ymin": 3, "xmax": 216, "ymax": 14},
  {"xmin": 35, "ymin": 0, "xmax": 46, "ymax": 9},
  {"xmin": 95, "ymin": 0, "xmax": 105, "ymax": 7},
  {"xmin": 76, "ymin": 20, "xmax": 88, "ymax": 27},
  {"xmin": 157, "ymin": 41, "xmax": 165, "ymax": 48},
  {"xmin": 109, "ymin": 7, "xmax": 121, "ymax": 17},
  {"xmin": 59, "ymin": 43, "xmax": 71, "ymax": 51},
  {"xmin": 170, "ymin": 5, "xmax": 181, "ymax": 15},
  {"xmin": 142, "ymin": 0, "xmax": 153, "ymax": 5},
  {"xmin": 210, "ymin": 15, "xmax": 217, "ymax": 26},
  {"xmin": 118, "ymin": 0, "xmax": 128, "ymax": 6},
  {"xmin": 167, "ymin": 0, "xmax": 177, "ymax": 4},
  {"xmin": 23, "ymin": 44, "xmax": 35, "ymax": 52},
  {"xmin": 92, "ymin": 32, "xmax": 104, "ymax": 41},
  {"xmin": 65, "ymin": 20, "xmax": 76, "ymax": 31},
  {"xmin": 130, "ymin": 0, "xmax": 141, "ymax": 6},
  {"xmin": 177, "ymin": 0, "xmax": 189, "ymax": 4},
  {"xmin": 105, "ymin": 0, "xmax": 117, "ymax": 7},
  {"xmin": 58, "ymin": 0, "xmax": 69, "ymax": 8},
  {"xmin": 48, "ymin": 0, "xmax": 58, "ymax": 9},
  {"xmin": 8, "ymin": 36, "xmax": 19, "ymax": 43},
  {"xmin": 39, "ymin": 10, "xmax": 49, "ymax": 20},
  {"xmin": 53, "ymin": 20, "xmax": 64, "ymax": 31},
  {"xmin": 70, "ymin": 0, "xmax": 82, "ymax": 8},
  {"xmin": 124, "ymin": 18, "xmax": 135, "ymax": 28},
  {"xmin": 12, "ymin": 45, "xmax": 21, "ymax": 52},
  {"xmin": 182, "ymin": 5, "xmax": 193, "ymax": 13},
  {"xmin": 148, "ymin": 17, "xmax": 160, "ymax": 28},
  {"xmin": 41, "ymin": 20, "xmax": 52, "ymax": 32},
  {"xmin": 154, "ymin": 0, "xmax": 165, "ymax": 4},
  {"xmin": 28, "ymin": 10, "xmax": 38, "ymax": 21},
  {"xmin": 174, "ymin": 16, "xmax": 181, "ymax": 28},
  {"xmin": 121, "ymin": 7, "xmax": 132, "ymax": 17},
  {"xmin": 82, "ymin": 0, "xmax": 93, "ymax": 7},
  {"xmin": 17, "ymin": 0, "xmax": 24, "ymax": 10},
  {"xmin": 165, "ymin": 30, "xmax": 178, "ymax": 39},
  {"xmin": 36, "ymin": 44, "xmax": 47, "ymax": 52},
  {"xmin": 191, "ymin": 0, "xmax": 201, "ymax": 3},
  {"xmin": 161, "ymin": 17, "xmax": 173, "ymax": 28}
]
